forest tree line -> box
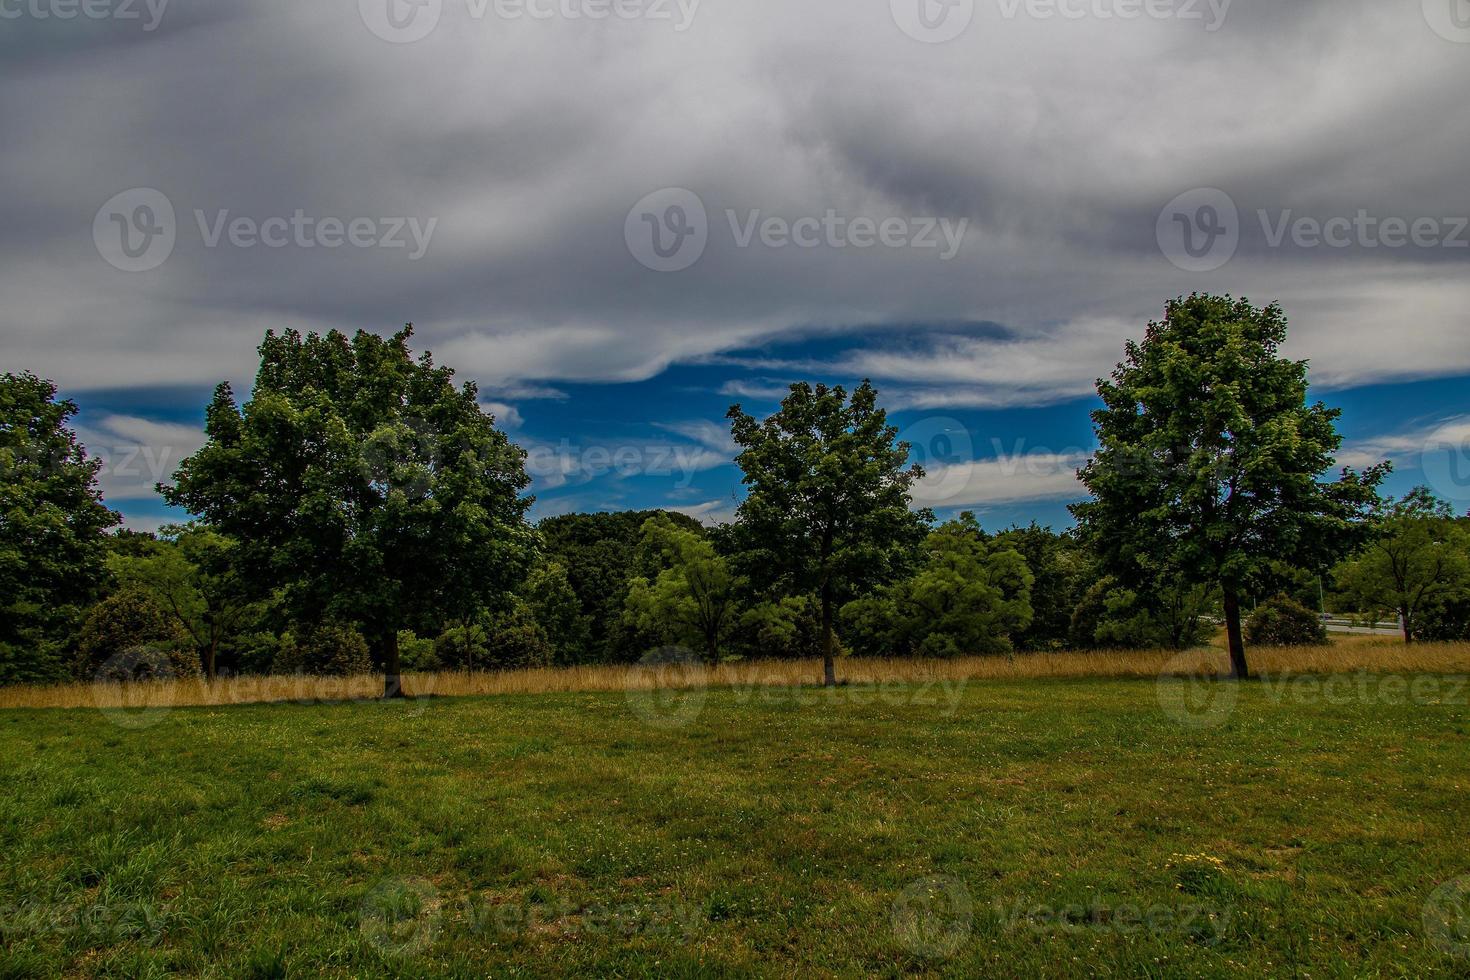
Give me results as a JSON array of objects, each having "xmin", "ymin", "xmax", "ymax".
[{"xmin": 3, "ymin": 295, "xmax": 1469, "ymax": 690}]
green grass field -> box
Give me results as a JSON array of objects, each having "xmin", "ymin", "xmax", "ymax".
[{"xmin": 2, "ymin": 673, "xmax": 1468, "ymax": 977}]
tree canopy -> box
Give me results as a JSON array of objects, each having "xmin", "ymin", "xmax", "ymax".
[
  {"xmin": 161, "ymin": 326, "xmax": 536, "ymax": 696},
  {"xmin": 728, "ymin": 381, "xmax": 928, "ymax": 685},
  {"xmin": 0, "ymin": 372, "xmax": 119, "ymax": 683},
  {"xmin": 1072, "ymin": 295, "xmax": 1384, "ymax": 677}
]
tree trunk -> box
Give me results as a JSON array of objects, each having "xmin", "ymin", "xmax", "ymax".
[
  {"xmin": 382, "ymin": 629, "xmax": 405, "ymax": 699},
  {"xmin": 1400, "ymin": 610, "xmax": 1412, "ymax": 645},
  {"xmin": 820, "ymin": 579, "xmax": 836, "ymax": 687},
  {"xmin": 1221, "ymin": 589, "xmax": 1250, "ymax": 680},
  {"xmin": 205, "ymin": 639, "xmax": 217, "ymax": 681}
]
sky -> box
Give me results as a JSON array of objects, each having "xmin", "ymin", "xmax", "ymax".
[{"xmin": 4, "ymin": 0, "xmax": 1468, "ymax": 532}]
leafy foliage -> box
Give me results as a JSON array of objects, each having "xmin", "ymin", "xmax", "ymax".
[
  {"xmin": 76, "ymin": 587, "xmax": 197, "ymax": 680},
  {"xmin": 161, "ymin": 326, "xmax": 535, "ymax": 694},
  {"xmin": 0, "ymin": 373, "xmax": 119, "ymax": 683},
  {"xmin": 727, "ymin": 381, "xmax": 928, "ymax": 684},
  {"xmin": 106, "ymin": 523, "xmax": 265, "ymax": 678},
  {"xmin": 1072, "ymin": 294, "xmax": 1384, "ymax": 676},
  {"xmin": 1068, "ymin": 576, "xmax": 1213, "ymax": 651},
  {"xmin": 272, "ymin": 621, "xmax": 372, "ymax": 677},
  {"xmin": 1334, "ymin": 487, "xmax": 1470, "ymax": 642},
  {"xmin": 1244, "ymin": 595, "xmax": 1328, "ymax": 647},
  {"xmin": 842, "ymin": 515, "xmax": 1032, "ymax": 657},
  {"xmin": 623, "ymin": 515, "xmax": 743, "ymax": 662},
  {"xmin": 538, "ymin": 510, "xmax": 705, "ymax": 663}
]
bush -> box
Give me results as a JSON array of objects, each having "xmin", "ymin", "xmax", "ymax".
[
  {"xmin": 1245, "ymin": 595, "xmax": 1328, "ymax": 646},
  {"xmin": 398, "ymin": 630, "xmax": 439, "ymax": 671},
  {"xmin": 272, "ymin": 621, "xmax": 372, "ymax": 676},
  {"xmin": 1409, "ymin": 595, "xmax": 1470, "ymax": 642},
  {"xmin": 482, "ymin": 607, "xmax": 554, "ymax": 670},
  {"xmin": 76, "ymin": 588, "xmax": 197, "ymax": 680},
  {"xmin": 435, "ymin": 608, "xmax": 554, "ymax": 672}
]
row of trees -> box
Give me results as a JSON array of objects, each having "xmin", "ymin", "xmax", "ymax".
[{"xmin": 4, "ymin": 297, "xmax": 1468, "ymax": 691}]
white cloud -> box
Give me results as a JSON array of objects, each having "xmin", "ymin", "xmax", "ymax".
[{"xmin": 914, "ymin": 452, "xmax": 1090, "ymax": 509}]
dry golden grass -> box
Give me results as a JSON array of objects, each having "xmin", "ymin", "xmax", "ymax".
[{"xmin": 3, "ymin": 639, "xmax": 1467, "ymax": 711}]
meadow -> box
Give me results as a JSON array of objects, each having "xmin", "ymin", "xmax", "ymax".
[{"xmin": 1, "ymin": 641, "xmax": 1468, "ymax": 977}]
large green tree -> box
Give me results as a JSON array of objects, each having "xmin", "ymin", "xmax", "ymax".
[
  {"xmin": 0, "ymin": 373, "xmax": 119, "ymax": 684},
  {"xmin": 162, "ymin": 326, "xmax": 536, "ymax": 696},
  {"xmin": 1335, "ymin": 487, "xmax": 1470, "ymax": 643},
  {"xmin": 727, "ymin": 381, "xmax": 928, "ymax": 686},
  {"xmin": 1072, "ymin": 295, "xmax": 1384, "ymax": 678}
]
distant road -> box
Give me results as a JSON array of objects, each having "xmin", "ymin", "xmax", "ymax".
[{"xmin": 1322, "ymin": 617, "xmax": 1402, "ymax": 638}]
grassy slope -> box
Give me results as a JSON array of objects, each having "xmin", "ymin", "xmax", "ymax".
[{"xmin": 1, "ymin": 676, "xmax": 1467, "ymax": 977}]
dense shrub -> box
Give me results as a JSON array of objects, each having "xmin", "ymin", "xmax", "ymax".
[
  {"xmin": 1070, "ymin": 578, "xmax": 1212, "ymax": 651},
  {"xmin": 433, "ymin": 623, "xmax": 489, "ymax": 671},
  {"xmin": 435, "ymin": 608, "xmax": 554, "ymax": 672},
  {"xmin": 397, "ymin": 631, "xmax": 439, "ymax": 671},
  {"xmin": 76, "ymin": 588, "xmax": 197, "ymax": 680},
  {"xmin": 482, "ymin": 607, "xmax": 554, "ymax": 670},
  {"xmin": 1408, "ymin": 595, "xmax": 1470, "ymax": 642},
  {"xmin": 272, "ymin": 621, "xmax": 372, "ymax": 676},
  {"xmin": 1244, "ymin": 595, "xmax": 1328, "ymax": 646}
]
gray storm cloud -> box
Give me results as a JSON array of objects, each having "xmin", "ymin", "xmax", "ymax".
[{"xmin": 1, "ymin": 0, "xmax": 1467, "ymax": 401}]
